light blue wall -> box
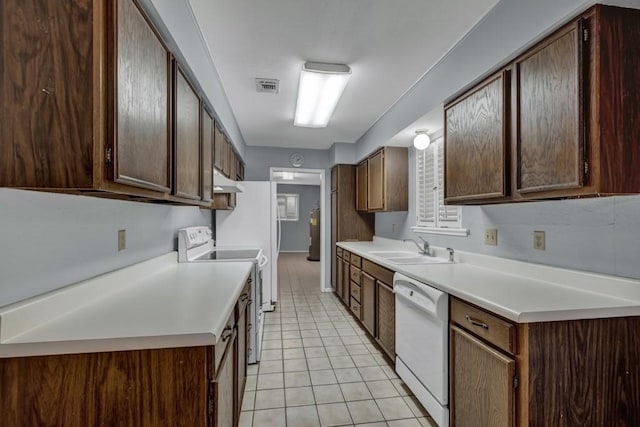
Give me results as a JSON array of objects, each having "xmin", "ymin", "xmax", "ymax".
[
  {"xmin": 0, "ymin": 190, "xmax": 211, "ymax": 307},
  {"xmin": 354, "ymin": 0, "xmax": 638, "ymax": 159},
  {"xmin": 143, "ymin": 0, "xmax": 246, "ymax": 159},
  {"xmin": 277, "ymin": 185, "xmax": 321, "ymax": 252},
  {"xmin": 374, "ymin": 148, "xmax": 640, "ymax": 280},
  {"xmin": 244, "ymin": 146, "xmax": 331, "ymax": 181}
]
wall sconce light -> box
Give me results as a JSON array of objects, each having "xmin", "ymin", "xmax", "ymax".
[{"xmin": 413, "ymin": 130, "xmax": 431, "ymax": 150}]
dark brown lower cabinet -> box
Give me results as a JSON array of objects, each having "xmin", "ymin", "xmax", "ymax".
[
  {"xmin": 361, "ymin": 271, "xmax": 376, "ymax": 336},
  {"xmin": 236, "ymin": 284, "xmax": 250, "ymax": 415},
  {"xmin": 213, "ymin": 329, "xmax": 237, "ymax": 427},
  {"xmin": 376, "ymin": 279, "xmax": 395, "ymax": 359},
  {"xmin": 341, "ymin": 257, "xmax": 351, "ymax": 303},
  {"xmin": 451, "ymin": 297, "xmax": 640, "ymax": 426},
  {"xmin": 336, "ymin": 253, "xmax": 344, "ymax": 298},
  {"xmin": 450, "ymin": 325, "xmax": 515, "ymax": 427},
  {"xmin": 0, "ymin": 347, "xmax": 209, "ymax": 427},
  {"xmin": 0, "ymin": 281, "xmax": 253, "ymax": 427}
]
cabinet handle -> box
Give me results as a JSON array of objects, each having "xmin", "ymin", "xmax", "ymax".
[
  {"xmin": 465, "ymin": 315, "xmax": 489, "ymax": 329},
  {"xmin": 221, "ymin": 327, "xmax": 233, "ymax": 341}
]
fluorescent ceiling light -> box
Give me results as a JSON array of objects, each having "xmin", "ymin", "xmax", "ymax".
[{"xmin": 294, "ymin": 62, "xmax": 351, "ymax": 128}]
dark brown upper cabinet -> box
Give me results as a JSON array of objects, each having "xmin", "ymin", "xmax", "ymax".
[
  {"xmin": 201, "ymin": 107, "xmax": 214, "ymax": 202},
  {"xmin": 214, "ymin": 123, "xmax": 225, "ymax": 172},
  {"xmin": 113, "ymin": 0, "xmax": 172, "ymax": 194},
  {"xmin": 516, "ymin": 22, "xmax": 584, "ymax": 195},
  {"xmin": 515, "ymin": 6, "xmax": 640, "ymax": 200},
  {"xmin": 0, "ymin": 0, "xmax": 221, "ymax": 206},
  {"xmin": 356, "ymin": 161, "xmax": 368, "ymax": 212},
  {"xmin": 356, "ymin": 147, "xmax": 408, "ymax": 212},
  {"xmin": 445, "ymin": 71, "xmax": 509, "ymax": 203},
  {"xmin": 174, "ymin": 67, "xmax": 202, "ymax": 201},
  {"xmin": 445, "ymin": 5, "xmax": 640, "ymax": 204}
]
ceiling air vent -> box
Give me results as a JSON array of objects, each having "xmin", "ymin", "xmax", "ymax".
[{"xmin": 255, "ymin": 78, "xmax": 279, "ymax": 93}]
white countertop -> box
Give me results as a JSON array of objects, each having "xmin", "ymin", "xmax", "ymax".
[
  {"xmin": 338, "ymin": 238, "xmax": 640, "ymax": 323},
  {"xmin": 0, "ymin": 253, "xmax": 253, "ymax": 358}
]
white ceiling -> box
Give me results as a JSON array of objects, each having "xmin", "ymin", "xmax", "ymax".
[{"xmin": 189, "ymin": 0, "xmax": 499, "ymax": 150}]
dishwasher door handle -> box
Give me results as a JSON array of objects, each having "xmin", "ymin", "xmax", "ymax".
[{"xmin": 393, "ymin": 273, "xmax": 448, "ymax": 320}]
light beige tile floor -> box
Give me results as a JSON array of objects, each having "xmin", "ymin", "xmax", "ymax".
[{"xmin": 240, "ymin": 253, "xmax": 438, "ymax": 427}]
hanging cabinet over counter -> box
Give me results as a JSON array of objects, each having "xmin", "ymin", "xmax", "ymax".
[
  {"xmin": 356, "ymin": 147, "xmax": 408, "ymax": 212},
  {"xmin": 444, "ymin": 5, "xmax": 640, "ymax": 204},
  {"xmin": 0, "ymin": 0, "xmax": 241, "ymax": 208}
]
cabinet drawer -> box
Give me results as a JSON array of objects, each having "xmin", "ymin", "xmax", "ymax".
[
  {"xmin": 451, "ymin": 298, "xmax": 516, "ymax": 355},
  {"xmin": 343, "ymin": 250, "xmax": 351, "ymax": 260},
  {"xmin": 350, "ymin": 253, "xmax": 362, "ymax": 267},
  {"xmin": 337, "ymin": 247, "xmax": 343, "ymax": 258},
  {"xmin": 350, "ymin": 266, "xmax": 361, "ymax": 283},
  {"xmin": 214, "ymin": 312, "xmax": 236, "ymax": 373},
  {"xmin": 350, "ymin": 281, "xmax": 361, "ymax": 302},
  {"xmin": 362, "ymin": 259, "xmax": 394, "ymax": 285},
  {"xmin": 350, "ymin": 297, "xmax": 361, "ymax": 319}
]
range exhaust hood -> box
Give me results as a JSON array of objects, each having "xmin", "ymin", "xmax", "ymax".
[{"xmin": 213, "ymin": 171, "xmax": 244, "ymax": 193}]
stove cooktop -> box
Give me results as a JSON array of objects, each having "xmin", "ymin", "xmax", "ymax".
[{"xmin": 194, "ymin": 249, "xmax": 261, "ymax": 261}]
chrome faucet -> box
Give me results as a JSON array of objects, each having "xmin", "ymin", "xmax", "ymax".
[
  {"xmin": 404, "ymin": 236, "xmax": 431, "ymax": 256},
  {"xmin": 447, "ymin": 247, "xmax": 455, "ymax": 262}
]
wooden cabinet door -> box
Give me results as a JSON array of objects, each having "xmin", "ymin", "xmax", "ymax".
[
  {"xmin": 336, "ymin": 254, "xmax": 343, "ymax": 297},
  {"xmin": 214, "ymin": 124, "xmax": 224, "ymax": 172},
  {"xmin": 367, "ymin": 150, "xmax": 385, "ymax": 211},
  {"xmin": 376, "ymin": 280, "xmax": 395, "ymax": 359},
  {"xmin": 516, "ymin": 23, "xmax": 584, "ymax": 194},
  {"xmin": 174, "ymin": 68, "xmax": 201, "ymax": 200},
  {"xmin": 450, "ymin": 325, "xmax": 515, "ymax": 427},
  {"xmin": 236, "ymin": 304, "xmax": 248, "ymax": 416},
  {"xmin": 202, "ymin": 108, "xmax": 213, "ymax": 202},
  {"xmin": 445, "ymin": 72, "xmax": 508, "ymax": 201},
  {"xmin": 114, "ymin": 0, "xmax": 171, "ymax": 193},
  {"xmin": 0, "ymin": 0, "xmax": 95, "ymax": 188},
  {"xmin": 356, "ymin": 161, "xmax": 368, "ymax": 211},
  {"xmin": 222, "ymin": 137, "xmax": 231, "ymax": 177},
  {"xmin": 228, "ymin": 149, "xmax": 237, "ymax": 182},
  {"xmin": 214, "ymin": 330, "xmax": 237, "ymax": 427},
  {"xmin": 361, "ymin": 272, "xmax": 376, "ymax": 336},
  {"xmin": 341, "ymin": 258, "xmax": 351, "ymax": 304}
]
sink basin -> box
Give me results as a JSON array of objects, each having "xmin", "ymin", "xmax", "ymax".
[
  {"xmin": 386, "ymin": 256, "xmax": 451, "ymax": 265},
  {"xmin": 369, "ymin": 251, "xmax": 418, "ymax": 258},
  {"xmin": 368, "ymin": 251, "xmax": 452, "ymax": 265}
]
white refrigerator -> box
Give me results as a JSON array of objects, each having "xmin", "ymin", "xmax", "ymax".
[{"xmin": 216, "ymin": 181, "xmax": 280, "ymax": 311}]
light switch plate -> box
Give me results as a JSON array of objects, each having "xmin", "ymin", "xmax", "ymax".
[
  {"xmin": 118, "ymin": 229, "xmax": 126, "ymax": 251},
  {"xmin": 484, "ymin": 228, "xmax": 498, "ymax": 246},
  {"xmin": 533, "ymin": 230, "xmax": 545, "ymax": 250}
]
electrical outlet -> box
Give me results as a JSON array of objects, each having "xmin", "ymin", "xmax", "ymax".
[
  {"xmin": 484, "ymin": 228, "xmax": 498, "ymax": 246},
  {"xmin": 118, "ymin": 229, "xmax": 126, "ymax": 251},
  {"xmin": 533, "ymin": 230, "xmax": 546, "ymax": 250}
]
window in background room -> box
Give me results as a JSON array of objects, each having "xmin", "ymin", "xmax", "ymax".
[{"xmin": 277, "ymin": 193, "xmax": 299, "ymax": 221}]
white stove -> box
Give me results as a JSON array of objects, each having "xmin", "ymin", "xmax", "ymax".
[{"xmin": 178, "ymin": 226, "xmax": 265, "ymax": 364}]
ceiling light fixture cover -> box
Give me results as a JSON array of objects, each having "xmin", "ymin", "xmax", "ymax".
[
  {"xmin": 413, "ymin": 130, "xmax": 431, "ymax": 150},
  {"xmin": 294, "ymin": 62, "xmax": 351, "ymax": 128}
]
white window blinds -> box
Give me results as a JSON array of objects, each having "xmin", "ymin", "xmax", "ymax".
[{"xmin": 416, "ymin": 137, "xmax": 461, "ymax": 229}]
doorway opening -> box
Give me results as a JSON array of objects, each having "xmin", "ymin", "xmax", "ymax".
[{"xmin": 270, "ymin": 167, "xmax": 328, "ymax": 293}]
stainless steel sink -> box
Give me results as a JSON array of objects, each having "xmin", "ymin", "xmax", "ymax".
[{"xmin": 369, "ymin": 251, "xmax": 452, "ymax": 265}]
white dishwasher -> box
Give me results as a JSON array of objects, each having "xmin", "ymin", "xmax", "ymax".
[{"xmin": 394, "ymin": 273, "xmax": 449, "ymax": 427}]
